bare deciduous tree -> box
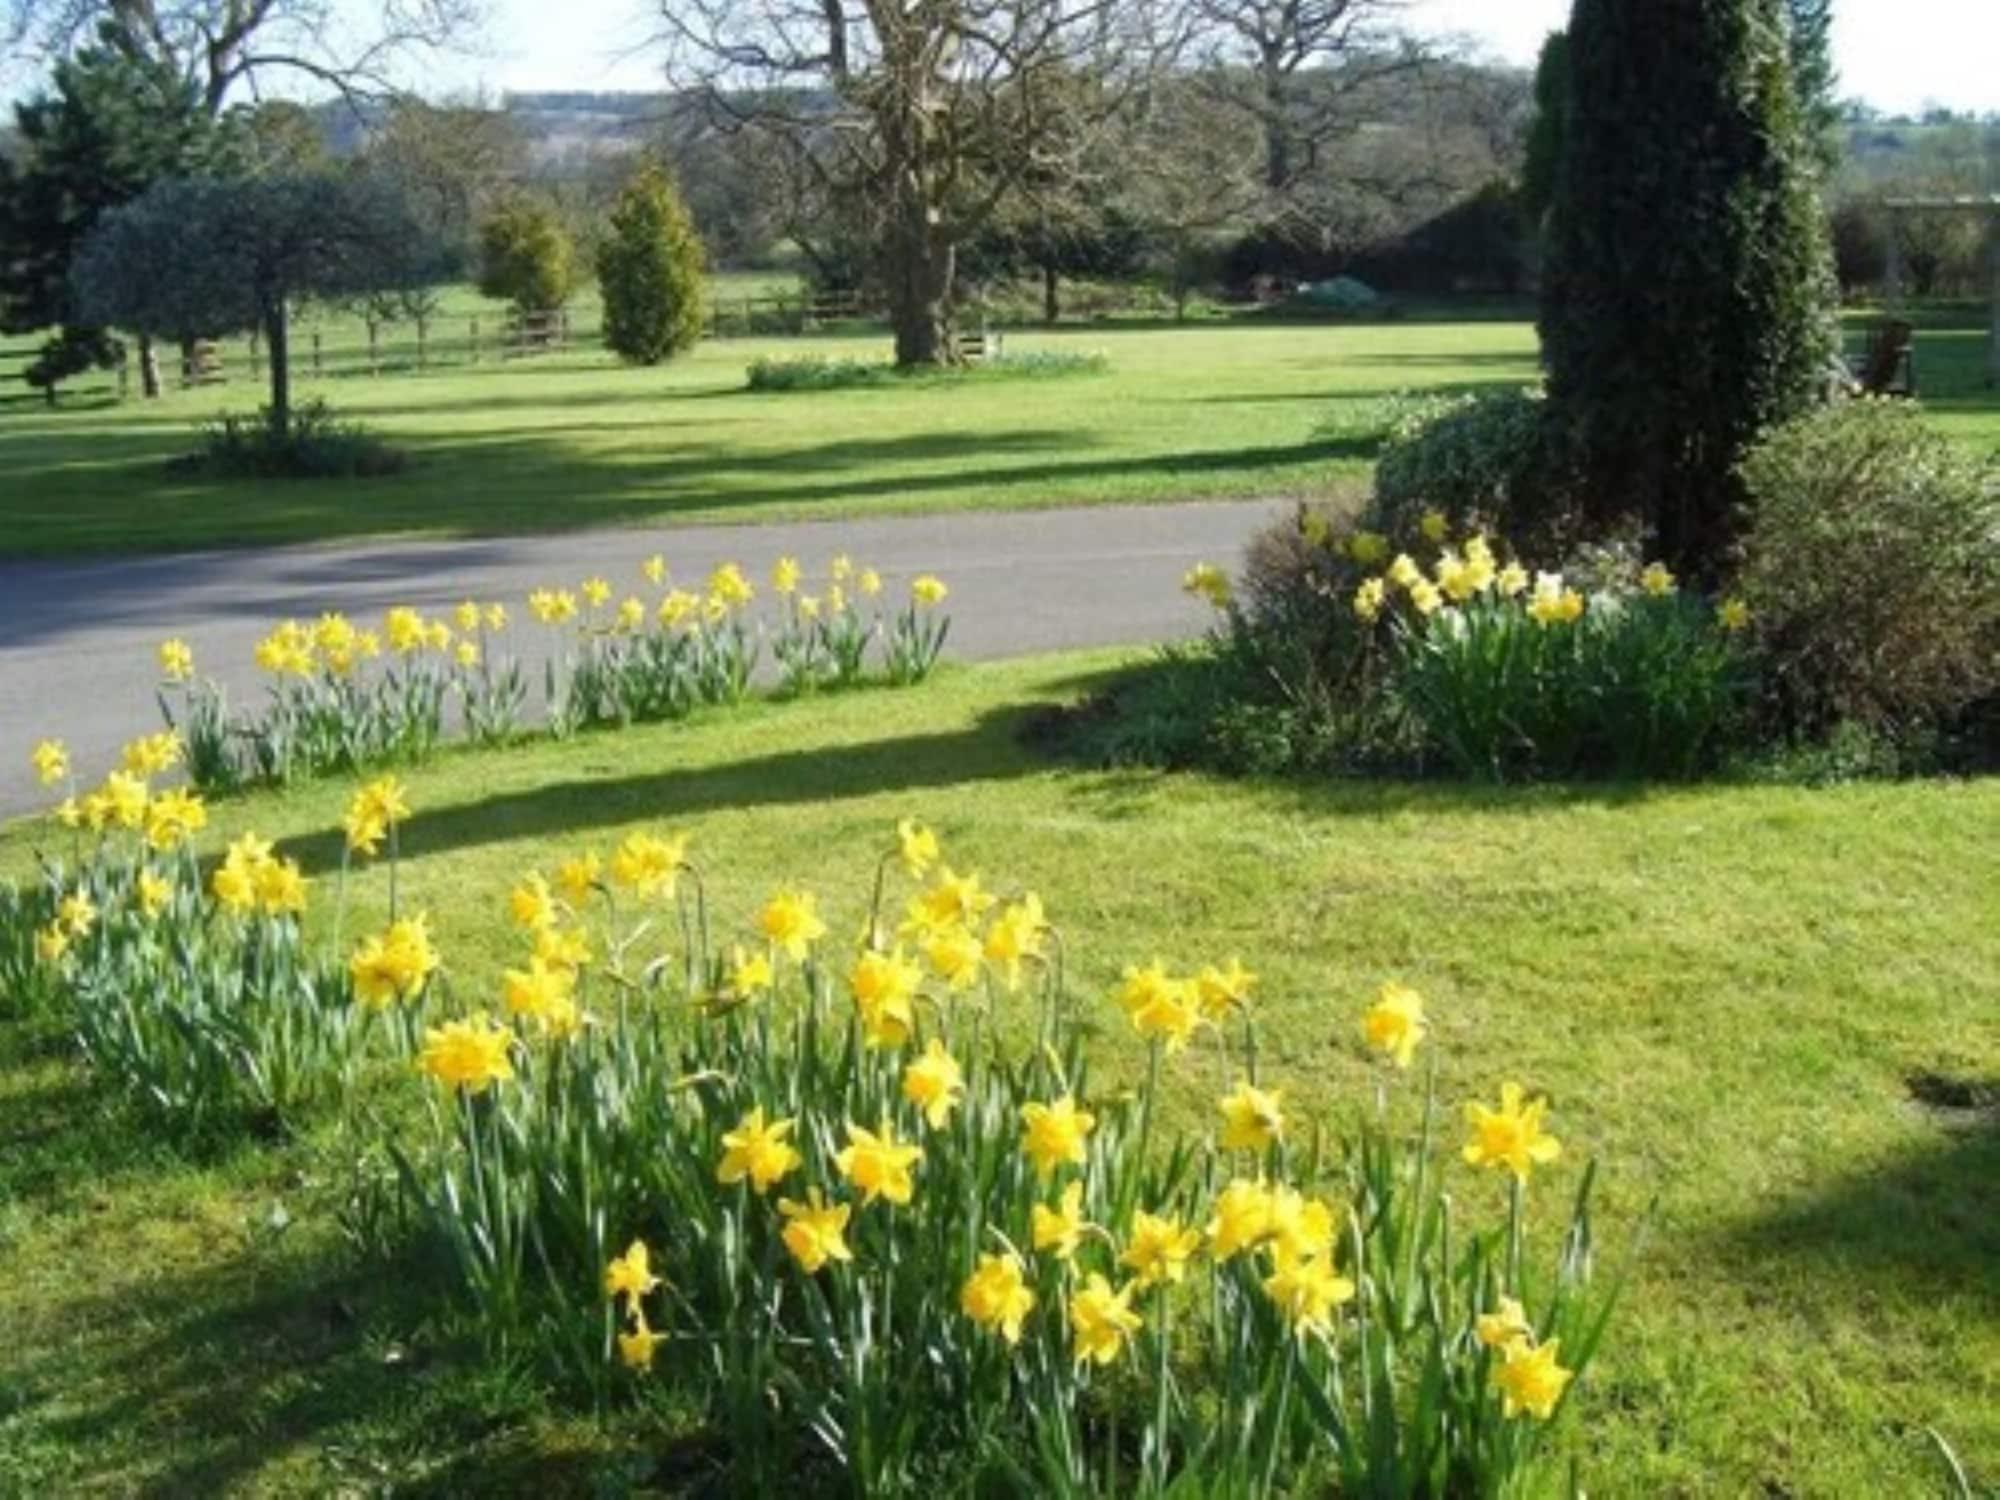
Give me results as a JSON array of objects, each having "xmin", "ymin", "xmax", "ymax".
[
  {"xmin": 4, "ymin": 0, "xmax": 485, "ymax": 115},
  {"xmin": 654, "ymin": 0, "xmax": 1184, "ymax": 366}
]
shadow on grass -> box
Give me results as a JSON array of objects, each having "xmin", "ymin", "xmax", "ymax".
[
  {"xmin": 283, "ymin": 698, "xmax": 1049, "ymax": 876},
  {"xmin": 1714, "ymin": 1108, "xmax": 2000, "ymax": 1313}
]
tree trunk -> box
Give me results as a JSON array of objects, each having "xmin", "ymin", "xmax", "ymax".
[
  {"xmin": 263, "ymin": 295, "xmax": 291, "ymax": 439},
  {"xmin": 1261, "ymin": 48, "xmax": 1292, "ymax": 191},
  {"xmin": 1042, "ymin": 262, "xmax": 1061, "ymax": 324},
  {"xmin": 138, "ymin": 334, "xmax": 160, "ymax": 398},
  {"xmin": 885, "ymin": 202, "xmax": 958, "ymax": 368}
]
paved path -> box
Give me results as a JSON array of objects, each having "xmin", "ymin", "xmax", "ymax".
[{"xmin": 0, "ymin": 500, "xmax": 1282, "ymax": 817}]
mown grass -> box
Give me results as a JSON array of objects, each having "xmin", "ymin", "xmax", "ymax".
[
  {"xmin": 1, "ymin": 650, "xmax": 1995, "ymax": 1496},
  {"xmin": 5, "ymin": 292, "xmax": 1996, "ymax": 561}
]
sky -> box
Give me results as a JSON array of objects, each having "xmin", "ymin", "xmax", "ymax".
[
  {"xmin": 3, "ymin": 0, "xmax": 1998, "ymax": 116},
  {"xmin": 458, "ymin": 0, "xmax": 2000, "ymax": 117}
]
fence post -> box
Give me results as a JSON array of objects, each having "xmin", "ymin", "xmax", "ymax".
[
  {"xmin": 471, "ymin": 316, "xmax": 480, "ymax": 364},
  {"xmin": 118, "ymin": 349, "xmax": 130, "ymax": 401},
  {"xmin": 417, "ymin": 315, "xmax": 429, "ymax": 371},
  {"xmin": 312, "ymin": 330, "xmax": 323, "ymax": 377},
  {"xmin": 560, "ymin": 308, "xmax": 571, "ymax": 349},
  {"xmin": 248, "ymin": 329, "xmax": 261, "ymax": 382},
  {"xmin": 367, "ymin": 320, "xmax": 380, "ymax": 377}
]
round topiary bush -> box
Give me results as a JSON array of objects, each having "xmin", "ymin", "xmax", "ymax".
[
  {"xmin": 1366, "ymin": 388, "xmax": 1587, "ymax": 559},
  {"xmin": 1735, "ymin": 399, "xmax": 2000, "ymax": 746}
]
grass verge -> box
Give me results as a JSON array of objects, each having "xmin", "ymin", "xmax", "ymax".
[{"xmin": 1, "ymin": 649, "xmax": 1995, "ymax": 1495}]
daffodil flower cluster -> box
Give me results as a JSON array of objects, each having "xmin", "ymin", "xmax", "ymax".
[{"xmin": 111, "ymin": 556, "xmax": 954, "ymax": 797}]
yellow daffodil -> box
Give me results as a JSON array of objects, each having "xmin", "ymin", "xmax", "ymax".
[
  {"xmin": 1069, "ymin": 1274, "xmax": 1142, "ymax": 1367},
  {"xmin": 1352, "ymin": 576, "xmax": 1388, "ymax": 623},
  {"xmin": 502, "ymin": 954, "xmax": 576, "ymax": 1022},
  {"xmin": 581, "ymin": 576, "xmax": 612, "ymax": 609},
  {"xmin": 455, "ymin": 640, "xmax": 480, "ymax": 670},
  {"xmin": 707, "ymin": 562, "xmax": 754, "ymax": 608},
  {"xmin": 1262, "ymin": 1246, "xmax": 1355, "ymax": 1339},
  {"xmin": 911, "ymin": 575, "xmax": 948, "ymax": 607},
  {"xmin": 858, "ymin": 568, "xmax": 883, "ymax": 597},
  {"xmin": 1265, "ymin": 1186, "xmax": 1339, "ymax": 1261},
  {"xmin": 1031, "ymin": 1181, "xmax": 1090, "ymax": 1261},
  {"xmin": 418, "ymin": 1013, "xmax": 515, "ymax": 1093},
  {"xmin": 344, "ymin": 776, "xmax": 411, "ymax": 859},
  {"xmin": 555, "ymin": 852, "xmax": 601, "ymax": 905},
  {"xmin": 642, "ymin": 553, "xmax": 668, "ymax": 587},
  {"xmin": 1388, "ymin": 553, "xmax": 1423, "ymax": 590},
  {"xmin": 1420, "ymin": 510, "xmax": 1449, "ymax": 543},
  {"xmin": 1218, "ymin": 1080, "xmax": 1285, "ymax": 1153},
  {"xmin": 1463, "ymin": 1082, "xmax": 1562, "ymax": 1182},
  {"xmin": 617, "ymin": 1324, "xmax": 665, "ymax": 1371},
  {"xmin": 1207, "ymin": 1177, "xmax": 1274, "ymax": 1260},
  {"xmin": 1719, "ymin": 597, "xmax": 1751, "ymax": 632},
  {"xmin": 1493, "ymin": 1336, "xmax": 1574, "ymax": 1420},
  {"xmin": 529, "ymin": 588, "xmax": 578, "ymax": 625},
  {"xmin": 604, "ymin": 1239, "xmax": 661, "ymax": 1313},
  {"xmin": 961, "ymin": 1252, "xmax": 1035, "ymax": 1344},
  {"xmin": 1526, "ymin": 575, "xmax": 1585, "ymax": 626},
  {"xmin": 454, "ymin": 600, "xmax": 482, "ymax": 632},
  {"xmin": 901, "ymin": 1038, "xmax": 964, "ymax": 1128},
  {"xmin": 758, "ymin": 888, "xmax": 827, "ymax": 962},
  {"xmin": 1020, "ymin": 1096, "xmax": 1095, "ymax": 1179},
  {"xmin": 836, "ymin": 1120, "xmax": 922, "ymax": 1206},
  {"xmin": 56, "ymin": 890, "xmax": 97, "ymax": 937},
  {"xmin": 121, "ymin": 726, "xmax": 179, "ymax": 776},
  {"xmin": 1121, "ymin": 1211, "xmax": 1202, "ymax": 1288},
  {"xmin": 1125, "ymin": 971, "xmax": 1202, "ymax": 1052},
  {"xmin": 910, "ymin": 867, "xmax": 995, "ymax": 933},
  {"xmin": 616, "ymin": 596, "xmax": 646, "ymax": 633},
  {"xmin": 144, "ymin": 787, "xmax": 207, "ymax": 852},
  {"xmin": 135, "ymin": 868, "xmax": 173, "ymax": 919},
  {"xmin": 1408, "ymin": 579, "xmax": 1444, "ymax": 616},
  {"xmin": 608, "ymin": 830, "xmax": 687, "ymax": 900},
  {"xmin": 157, "ymin": 638, "xmax": 195, "ymax": 682},
  {"xmin": 484, "ymin": 602, "xmax": 508, "ymax": 632},
  {"xmin": 982, "ymin": 893, "xmax": 1046, "ymax": 991},
  {"xmin": 923, "ymin": 924, "xmax": 984, "ymax": 991},
  {"xmin": 31, "ymin": 739, "xmax": 69, "ymax": 787},
  {"xmin": 829, "ymin": 554, "xmax": 853, "ymax": 582},
  {"xmin": 1361, "ymin": 980, "xmax": 1427, "ymax": 1068},
  {"xmin": 349, "ymin": 914, "xmax": 441, "ymax": 1010},
  {"xmin": 1182, "ymin": 562, "xmax": 1232, "ymax": 608},
  {"xmin": 721, "ymin": 944, "xmax": 774, "ymax": 1002},
  {"xmin": 1477, "ymin": 1296, "xmax": 1534, "ymax": 1350},
  {"xmin": 34, "ymin": 924, "xmax": 69, "ymax": 965},
  {"xmin": 534, "ymin": 924, "xmax": 593, "ymax": 973},
  {"xmin": 1640, "ymin": 561, "xmax": 1675, "ymax": 597},
  {"xmin": 1497, "ymin": 561, "xmax": 1530, "ymax": 597},
  {"xmin": 771, "ymin": 556, "xmax": 801, "ymax": 594},
  {"xmin": 895, "ymin": 817, "xmax": 939, "ymax": 878},
  {"xmin": 778, "ymin": 1188, "xmax": 854, "ymax": 1274},
  {"xmin": 1193, "ymin": 956, "xmax": 1255, "ymax": 1021},
  {"xmin": 717, "ymin": 1108, "xmax": 801, "ymax": 1193},
  {"xmin": 508, "ymin": 874, "xmax": 557, "ymax": 932},
  {"xmin": 850, "ymin": 945, "xmax": 920, "ymax": 1048}
]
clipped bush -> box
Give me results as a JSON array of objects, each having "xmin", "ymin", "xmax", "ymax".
[
  {"xmin": 1367, "ymin": 389, "xmax": 1585, "ymax": 560},
  {"xmin": 747, "ymin": 350, "xmax": 1107, "ymax": 393},
  {"xmin": 1736, "ymin": 400, "xmax": 2000, "ymax": 743},
  {"xmin": 596, "ymin": 164, "xmax": 706, "ymax": 365}
]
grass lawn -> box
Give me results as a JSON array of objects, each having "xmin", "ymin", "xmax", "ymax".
[{"xmin": 2, "ymin": 651, "xmax": 1995, "ymax": 1495}]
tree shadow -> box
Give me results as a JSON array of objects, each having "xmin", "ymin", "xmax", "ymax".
[{"xmin": 1714, "ymin": 1100, "xmax": 1999, "ymax": 1313}]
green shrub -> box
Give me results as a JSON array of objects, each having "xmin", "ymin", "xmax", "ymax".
[
  {"xmin": 1368, "ymin": 389, "xmax": 1586, "ymax": 560},
  {"xmin": 596, "ymin": 164, "xmax": 706, "ymax": 365},
  {"xmin": 477, "ymin": 195, "xmax": 575, "ymax": 316},
  {"xmin": 186, "ymin": 400, "xmax": 405, "ymax": 480},
  {"xmin": 746, "ymin": 349, "xmax": 1107, "ymax": 393},
  {"xmin": 1736, "ymin": 400, "xmax": 2000, "ymax": 743}
]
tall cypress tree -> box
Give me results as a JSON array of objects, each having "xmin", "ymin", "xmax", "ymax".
[
  {"xmin": 595, "ymin": 164, "xmax": 706, "ymax": 366},
  {"xmin": 1784, "ymin": 0, "xmax": 1842, "ymax": 173},
  {"xmin": 1540, "ymin": 0, "xmax": 1836, "ymax": 575}
]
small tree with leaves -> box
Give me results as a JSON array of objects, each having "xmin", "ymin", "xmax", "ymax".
[
  {"xmin": 73, "ymin": 173, "xmax": 439, "ymax": 438},
  {"xmin": 595, "ymin": 163, "xmax": 706, "ymax": 365},
  {"xmin": 477, "ymin": 194, "xmax": 574, "ymax": 326}
]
